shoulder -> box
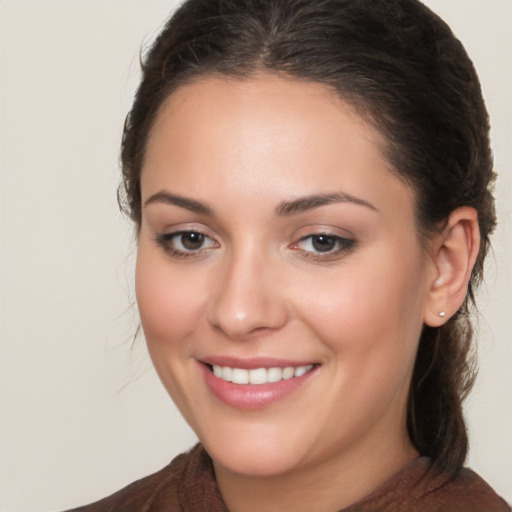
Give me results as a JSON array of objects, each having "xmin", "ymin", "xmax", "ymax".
[
  {"xmin": 65, "ymin": 445, "xmax": 204, "ymax": 512},
  {"xmin": 414, "ymin": 463, "xmax": 511, "ymax": 512},
  {"xmin": 349, "ymin": 457, "xmax": 511, "ymax": 512}
]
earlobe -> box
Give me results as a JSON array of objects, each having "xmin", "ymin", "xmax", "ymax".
[{"xmin": 424, "ymin": 207, "xmax": 480, "ymax": 327}]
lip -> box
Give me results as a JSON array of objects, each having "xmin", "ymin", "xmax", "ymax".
[{"xmin": 198, "ymin": 358, "xmax": 319, "ymax": 410}]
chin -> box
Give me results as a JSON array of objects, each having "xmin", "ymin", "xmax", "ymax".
[
  {"xmin": 200, "ymin": 425, "xmax": 310, "ymax": 477},
  {"xmin": 211, "ymin": 446, "xmax": 303, "ymax": 478}
]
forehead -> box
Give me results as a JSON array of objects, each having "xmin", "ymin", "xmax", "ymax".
[
  {"xmin": 142, "ymin": 74, "xmax": 415, "ymax": 218},
  {"xmin": 149, "ymin": 74, "xmax": 378, "ymax": 149}
]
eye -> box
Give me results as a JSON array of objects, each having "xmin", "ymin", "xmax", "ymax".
[
  {"xmin": 155, "ymin": 230, "xmax": 218, "ymax": 258},
  {"xmin": 292, "ymin": 233, "xmax": 355, "ymax": 259}
]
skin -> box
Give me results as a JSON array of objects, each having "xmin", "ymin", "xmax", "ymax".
[{"xmin": 135, "ymin": 74, "xmax": 478, "ymax": 512}]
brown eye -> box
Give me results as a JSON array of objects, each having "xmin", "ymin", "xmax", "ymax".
[
  {"xmin": 155, "ymin": 230, "xmax": 218, "ymax": 258},
  {"xmin": 293, "ymin": 233, "xmax": 355, "ymax": 260},
  {"xmin": 180, "ymin": 232, "xmax": 205, "ymax": 250},
  {"xmin": 311, "ymin": 235, "xmax": 337, "ymax": 252}
]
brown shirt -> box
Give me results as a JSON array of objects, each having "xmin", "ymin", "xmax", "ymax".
[{"xmin": 68, "ymin": 444, "xmax": 511, "ymax": 511}]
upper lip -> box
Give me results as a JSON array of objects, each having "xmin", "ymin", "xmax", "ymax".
[{"xmin": 200, "ymin": 356, "xmax": 318, "ymax": 370}]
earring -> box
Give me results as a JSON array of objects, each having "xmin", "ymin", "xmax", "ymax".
[{"xmin": 438, "ymin": 311, "xmax": 446, "ymax": 318}]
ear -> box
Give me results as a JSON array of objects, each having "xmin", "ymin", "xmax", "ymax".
[{"xmin": 424, "ymin": 207, "xmax": 481, "ymax": 327}]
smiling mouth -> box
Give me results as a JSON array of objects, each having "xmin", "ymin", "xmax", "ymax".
[{"xmin": 208, "ymin": 364, "xmax": 315, "ymax": 385}]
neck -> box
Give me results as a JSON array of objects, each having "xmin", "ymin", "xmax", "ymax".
[{"xmin": 213, "ymin": 433, "xmax": 419, "ymax": 512}]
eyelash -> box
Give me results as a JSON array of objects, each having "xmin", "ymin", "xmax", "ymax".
[
  {"xmin": 155, "ymin": 231, "xmax": 218, "ymax": 259},
  {"xmin": 292, "ymin": 234, "xmax": 356, "ymax": 260},
  {"xmin": 155, "ymin": 231, "xmax": 356, "ymax": 261}
]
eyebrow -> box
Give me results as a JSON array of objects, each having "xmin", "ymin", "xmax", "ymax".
[
  {"xmin": 275, "ymin": 192, "xmax": 377, "ymax": 216},
  {"xmin": 143, "ymin": 190, "xmax": 377, "ymax": 217},
  {"xmin": 144, "ymin": 191, "xmax": 214, "ymax": 215}
]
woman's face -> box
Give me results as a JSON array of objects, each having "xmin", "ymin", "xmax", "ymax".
[{"xmin": 136, "ymin": 75, "xmax": 436, "ymax": 478}]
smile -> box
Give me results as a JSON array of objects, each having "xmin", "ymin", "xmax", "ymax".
[{"xmin": 211, "ymin": 364, "xmax": 314, "ymax": 385}]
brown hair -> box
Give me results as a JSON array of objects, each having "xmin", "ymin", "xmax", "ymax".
[{"xmin": 120, "ymin": 0, "xmax": 496, "ymax": 471}]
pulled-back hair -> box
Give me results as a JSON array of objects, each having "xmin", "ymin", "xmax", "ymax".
[{"xmin": 120, "ymin": 0, "xmax": 496, "ymax": 471}]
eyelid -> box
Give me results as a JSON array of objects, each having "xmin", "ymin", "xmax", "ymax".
[
  {"xmin": 292, "ymin": 223, "xmax": 354, "ymax": 238},
  {"xmin": 292, "ymin": 234, "xmax": 354, "ymax": 250},
  {"xmin": 289, "ymin": 226, "xmax": 356, "ymax": 260},
  {"xmin": 154, "ymin": 225, "xmax": 220, "ymax": 259},
  {"xmin": 153, "ymin": 221, "xmax": 219, "ymax": 241},
  {"xmin": 168, "ymin": 231, "xmax": 217, "ymax": 249}
]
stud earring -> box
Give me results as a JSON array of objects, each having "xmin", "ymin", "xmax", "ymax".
[{"xmin": 438, "ymin": 311, "xmax": 446, "ymax": 318}]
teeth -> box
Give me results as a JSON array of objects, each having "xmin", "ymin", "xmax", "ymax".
[
  {"xmin": 211, "ymin": 364, "xmax": 313, "ymax": 385},
  {"xmin": 249, "ymin": 368, "xmax": 267, "ymax": 385},
  {"xmin": 231, "ymin": 368, "xmax": 249, "ymax": 384},
  {"xmin": 267, "ymin": 367, "xmax": 282, "ymax": 383},
  {"xmin": 222, "ymin": 366, "xmax": 233, "ymax": 382},
  {"xmin": 282, "ymin": 367, "xmax": 295, "ymax": 379},
  {"xmin": 294, "ymin": 365, "xmax": 310, "ymax": 377}
]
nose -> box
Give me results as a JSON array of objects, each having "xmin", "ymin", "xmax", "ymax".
[{"xmin": 206, "ymin": 247, "xmax": 288, "ymax": 340}]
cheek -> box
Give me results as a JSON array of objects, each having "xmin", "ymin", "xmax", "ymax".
[
  {"xmin": 293, "ymin": 251, "xmax": 427, "ymax": 435},
  {"xmin": 292, "ymin": 244, "xmax": 428, "ymax": 361},
  {"xmin": 134, "ymin": 246, "xmax": 209, "ymax": 422},
  {"xmin": 135, "ymin": 247, "xmax": 206, "ymax": 349}
]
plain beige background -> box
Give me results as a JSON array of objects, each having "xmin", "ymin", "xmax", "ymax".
[{"xmin": 0, "ymin": 1, "xmax": 510, "ymax": 510}]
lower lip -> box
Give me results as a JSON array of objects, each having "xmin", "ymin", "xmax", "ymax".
[{"xmin": 200, "ymin": 363, "xmax": 318, "ymax": 410}]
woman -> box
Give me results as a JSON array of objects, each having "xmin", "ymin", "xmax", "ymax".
[{"xmin": 71, "ymin": 0, "xmax": 510, "ymax": 510}]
